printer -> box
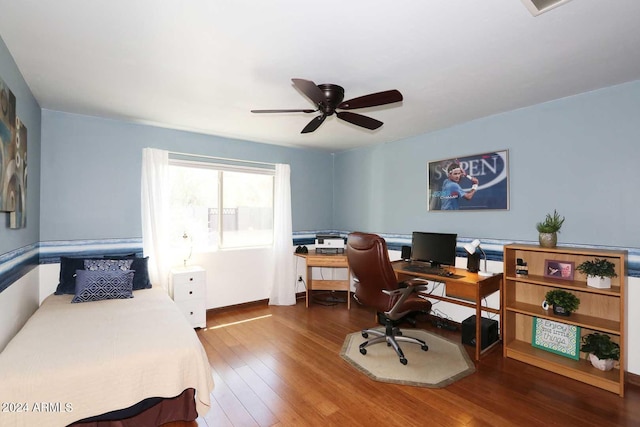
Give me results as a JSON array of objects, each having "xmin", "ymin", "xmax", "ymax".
[{"xmin": 315, "ymin": 233, "xmax": 345, "ymax": 254}]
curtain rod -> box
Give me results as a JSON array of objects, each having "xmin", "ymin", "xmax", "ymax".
[{"xmin": 168, "ymin": 150, "xmax": 276, "ymax": 167}]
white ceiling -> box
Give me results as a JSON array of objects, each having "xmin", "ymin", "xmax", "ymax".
[{"xmin": 1, "ymin": 1, "xmax": 639, "ymax": 152}]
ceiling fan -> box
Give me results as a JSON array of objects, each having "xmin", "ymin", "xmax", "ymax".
[{"xmin": 251, "ymin": 78, "xmax": 403, "ymax": 134}]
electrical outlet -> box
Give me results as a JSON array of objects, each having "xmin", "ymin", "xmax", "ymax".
[{"xmin": 298, "ymin": 275, "xmax": 303, "ymax": 282}]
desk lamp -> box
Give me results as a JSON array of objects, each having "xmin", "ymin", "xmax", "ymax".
[{"xmin": 463, "ymin": 239, "xmax": 493, "ymax": 277}]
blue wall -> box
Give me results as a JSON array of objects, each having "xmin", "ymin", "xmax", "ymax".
[
  {"xmin": 40, "ymin": 110, "xmax": 334, "ymax": 241},
  {"xmin": 333, "ymin": 81, "xmax": 640, "ymax": 249}
]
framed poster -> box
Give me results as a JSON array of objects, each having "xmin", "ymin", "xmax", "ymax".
[
  {"xmin": 544, "ymin": 260, "xmax": 575, "ymax": 281},
  {"xmin": 0, "ymin": 75, "xmax": 27, "ymax": 228},
  {"xmin": 532, "ymin": 317, "xmax": 580, "ymax": 360},
  {"xmin": 428, "ymin": 150, "xmax": 509, "ymax": 211},
  {"xmin": 1, "ymin": 74, "xmax": 17, "ymax": 213}
]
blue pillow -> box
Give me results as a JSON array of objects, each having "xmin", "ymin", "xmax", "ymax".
[
  {"xmin": 98, "ymin": 255, "xmax": 152, "ymax": 290},
  {"xmin": 71, "ymin": 270, "xmax": 135, "ymax": 303},
  {"xmin": 130, "ymin": 257, "xmax": 152, "ymax": 290},
  {"xmin": 55, "ymin": 256, "xmax": 102, "ymax": 295},
  {"xmin": 83, "ymin": 258, "xmax": 133, "ymax": 271}
]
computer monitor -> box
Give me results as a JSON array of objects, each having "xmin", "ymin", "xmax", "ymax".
[{"xmin": 410, "ymin": 231, "xmax": 458, "ymax": 267}]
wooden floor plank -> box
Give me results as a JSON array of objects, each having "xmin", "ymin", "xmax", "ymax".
[
  {"xmin": 208, "ymin": 368, "xmax": 259, "ymax": 427},
  {"xmin": 186, "ymin": 299, "xmax": 640, "ymax": 427},
  {"xmin": 234, "ymin": 365, "xmax": 311, "ymax": 426},
  {"xmin": 199, "ymin": 396, "xmax": 233, "ymax": 427}
]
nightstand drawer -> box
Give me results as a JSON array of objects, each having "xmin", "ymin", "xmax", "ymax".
[
  {"xmin": 172, "ymin": 269, "xmax": 206, "ymax": 288},
  {"xmin": 173, "ymin": 280, "xmax": 205, "ymax": 301},
  {"xmin": 176, "ymin": 299, "xmax": 206, "ymax": 328}
]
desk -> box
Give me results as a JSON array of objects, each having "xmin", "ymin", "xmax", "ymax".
[
  {"xmin": 392, "ymin": 260, "xmax": 502, "ymax": 361},
  {"xmin": 295, "ymin": 252, "xmax": 351, "ymax": 309}
]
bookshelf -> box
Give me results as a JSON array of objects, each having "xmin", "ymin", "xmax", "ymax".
[{"xmin": 503, "ymin": 244, "xmax": 627, "ymax": 396}]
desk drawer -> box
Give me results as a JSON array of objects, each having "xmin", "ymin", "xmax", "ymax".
[
  {"xmin": 305, "ymin": 255, "xmax": 348, "ymax": 268},
  {"xmin": 445, "ymin": 281, "xmax": 476, "ymax": 301},
  {"xmin": 309, "ymin": 279, "xmax": 349, "ymax": 291}
]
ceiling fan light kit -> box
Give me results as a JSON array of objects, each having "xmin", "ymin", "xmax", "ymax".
[{"xmin": 251, "ymin": 78, "xmax": 403, "ymax": 134}]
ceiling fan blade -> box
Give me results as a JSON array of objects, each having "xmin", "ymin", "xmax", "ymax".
[
  {"xmin": 336, "ymin": 111, "xmax": 383, "ymax": 130},
  {"xmin": 251, "ymin": 109, "xmax": 316, "ymax": 113},
  {"xmin": 338, "ymin": 89, "xmax": 403, "ymax": 110},
  {"xmin": 292, "ymin": 78, "xmax": 326, "ymax": 105},
  {"xmin": 301, "ymin": 115, "xmax": 326, "ymax": 133}
]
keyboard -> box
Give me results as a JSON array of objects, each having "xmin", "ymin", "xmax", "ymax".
[
  {"xmin": 402, "ymin": 264, "xmax": 446, "ymax": 275},
  {"xmin": 401, "ymin": 263, "xmax": 466, "ymax": 279}
]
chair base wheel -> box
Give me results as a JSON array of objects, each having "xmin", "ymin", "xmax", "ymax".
[{"xmin": 357, "ymin": 324, "xmax": 429, "ymax": 365}]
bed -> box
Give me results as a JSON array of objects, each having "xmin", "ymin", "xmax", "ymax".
[{"xmin": 0, "ymin": 285, "xmax": 214, "ymax": 427}]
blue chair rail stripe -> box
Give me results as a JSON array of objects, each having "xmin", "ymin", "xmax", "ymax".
[{"xmin": 1, "ymin": 234, "xmax": 639, "ymax": 294}]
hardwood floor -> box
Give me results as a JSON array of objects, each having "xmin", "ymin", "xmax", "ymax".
[{"xmin": 190, "ymin": 294, "xmax": 640, "ymax": 427}]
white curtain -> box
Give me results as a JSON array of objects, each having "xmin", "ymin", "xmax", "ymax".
[
  {"xmin": 269, "ymin": 163, "xmax": 296, "ymax": 305},
  {"xmin": 141, "ymin": 148, "xmax": 172, "ymax": 293}
]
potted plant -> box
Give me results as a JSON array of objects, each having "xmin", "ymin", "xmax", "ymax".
[
  {"xmin": 576, "ymin": 258, "xmax": 617, "ymax": 289},
  {"xmin": 536, "ymin": 210, "xmax": 565, "ymax": 248},
  {"xmin": 544, "ymin": 289, "xmax": 580, "ymax": 316},
  {"xmin": 580, "ymin": 333, "xmax": 620, "ymax": 371}
]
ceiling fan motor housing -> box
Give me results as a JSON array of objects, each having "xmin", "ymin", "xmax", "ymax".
[{"xmin": 317, "ymin": 84, "xmax": 344, "ymax": 115}]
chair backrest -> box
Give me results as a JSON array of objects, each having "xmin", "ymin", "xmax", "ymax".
[{"xmin": 346, "ymin": 232, "xmax": 400, "ymax": 311}]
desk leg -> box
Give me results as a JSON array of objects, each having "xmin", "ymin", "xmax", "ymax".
[
  {"xmin": 499, "ymin": 278, "xmax": 503, "ymax": 346},
  {"xmin": 475, "ymin": 285, "xmax": 481, "ymax": 361},
  {"xmin": 306, "ymin": 265, "xmax": 312, "ymax": 308},
  {"xmin": 346, "ymin": 265, "xmax": 351, "ymax": 310}
]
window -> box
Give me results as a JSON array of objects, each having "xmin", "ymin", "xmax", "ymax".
[{"xmin": 169, "ymin": 160, "xmax": 274, "ymax": 251}]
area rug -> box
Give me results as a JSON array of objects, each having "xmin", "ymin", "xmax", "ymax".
[{"xmin": 340, "ymin": 328, "xmax": 475, "ymax": 388}]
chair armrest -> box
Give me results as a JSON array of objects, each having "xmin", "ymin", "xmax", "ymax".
[
  {"xmin": 382, "ymin": 289, "xmax": 404, "ymax": 297},
  {"xmin": 402, "ymin": 278, "xmax": 429, "ymax": 293},
  {"xmin": 382, "ymin": 280, "xmax": 429, "ymax": 297},
  {"xmin": 382, "ymin": 279, "xmax": 430, "ymax": 319}
]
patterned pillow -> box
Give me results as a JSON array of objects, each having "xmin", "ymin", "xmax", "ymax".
[
  {"xmin": 83, "ymin": 259, "xmax": 133, "ymax": 272},
  {"xmin": 71, "ymin": 270, "xmax": 135, "ymax": 303}
]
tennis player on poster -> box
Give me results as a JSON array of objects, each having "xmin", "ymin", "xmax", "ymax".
[{"xmin": 439, "ymin": 163, "xmax": 479, "ymax": 210}]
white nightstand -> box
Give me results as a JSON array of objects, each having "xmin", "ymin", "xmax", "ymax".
[{"xmin": 170, "ymin": 266, "xmax": 206, "ymax": 328}]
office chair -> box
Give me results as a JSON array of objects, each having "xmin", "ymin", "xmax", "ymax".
[{"xmin": 346, "ymin": 232, "xmax": 431, "ymax": 365}]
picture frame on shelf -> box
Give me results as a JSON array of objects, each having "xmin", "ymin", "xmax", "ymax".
[
  {"xmin": 532, "ymin": 317, "xmax": 580, "ymax": 360},
  {"xmin": 544, "ymin": 259, "xmax": 574, "ymax": 281}
]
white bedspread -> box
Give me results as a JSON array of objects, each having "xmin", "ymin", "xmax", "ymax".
[{"xmin": 0, "ymin": 287, "xmax": 213, "ymax": 427}]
